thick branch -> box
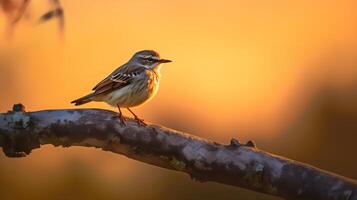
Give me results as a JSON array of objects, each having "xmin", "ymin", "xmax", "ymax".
[{"xmin": 0, "ymin": 105, "xmax": 356, "ymax": 200}]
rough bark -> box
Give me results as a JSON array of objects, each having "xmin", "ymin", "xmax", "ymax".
[{"xmin": 0, "ymin": 104, "xmax": 356, "ymax": 200}]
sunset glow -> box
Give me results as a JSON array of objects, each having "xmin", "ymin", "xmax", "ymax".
[{"xmin": 2, "ymin": 1, "xmax": 356, "ymax": 139}]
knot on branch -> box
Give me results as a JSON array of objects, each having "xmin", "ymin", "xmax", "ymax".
[
  {"xmin": 230, "ymin": 138, "xmax": 241, "ymax": 147},
  {"xmin": 245, "ymin": 140, "xmax": 257, "ymax": 148},
  {"xmin": 228, "ymin": 138, "xmax": 257, "ymax": 149},
  {"xmin": 0, "ymin": 104, "xmax": 40, "ymax": 157},
  {"xmin": 5, "ymin": 103, "xmax": 30, "ymax": 129}
]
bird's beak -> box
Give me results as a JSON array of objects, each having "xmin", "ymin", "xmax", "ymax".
[{"xmin": 159, "ymin": 59, "xmax": 172, "ymax": 63}]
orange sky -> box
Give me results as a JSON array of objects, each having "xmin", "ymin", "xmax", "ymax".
[
  {"xmin": 1, "ymin": 2, "xmax": 357, "ymax": 195},
  {"xmin": 1, "ymin": 0, "xmax": 357, "ymax": 139}
]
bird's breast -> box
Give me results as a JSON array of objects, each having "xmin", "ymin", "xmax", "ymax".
[{"xmin": 103, "ymin": 71, "xmax": 159, "ymax": 107}]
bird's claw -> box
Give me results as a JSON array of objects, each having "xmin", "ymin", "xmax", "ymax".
[
  {"xmin": 126, "ymin": 108, "xmax": 147, "ymax": 126},
  {"xmin": 112, "ymin": 114, "xmax": 127, "ymax": 126},
  {"xmin": 135, "ymin": 117, "xmax": 147, "ymax": 126},
  {"xmin": 119, "ymin": 117, "xmax": 127, "ymax": 126}
]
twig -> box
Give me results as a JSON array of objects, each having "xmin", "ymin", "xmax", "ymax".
[{"xmin": 38, "ymin": 0, "xmax": 64, "ymax": 34}]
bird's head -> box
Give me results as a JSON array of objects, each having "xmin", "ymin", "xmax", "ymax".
[{"xmin": 129, "ymin": 50, "xmax": 172, "ymax": 71}]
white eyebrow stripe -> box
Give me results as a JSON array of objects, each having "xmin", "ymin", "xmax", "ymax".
[{"xmin": 139, "ymin": 55, "xmax": 160, "ymax": 61}]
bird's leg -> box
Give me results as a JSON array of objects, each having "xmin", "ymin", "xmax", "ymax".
[
  {"xmin": 127, "ymin": 108, "xmax": 147, "ymax": 126},
  {"xmin": 117, "ymin": 105, "xmax": 126, "ymax": 126}
]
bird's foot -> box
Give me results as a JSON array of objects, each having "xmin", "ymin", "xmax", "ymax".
[
  {"xmin": 119, "ymin": 117, "xmax": 127, "ymax": 126},
  {"xmin": 134, "ymin": 117, "xmax": 147, "ymax": 126},
  {"xmin": 112, "ymin": 114, "xmax": 127, "ymax": 126},
  {"xmin": 126, "ymin": 108, "xmax": 147, "ymax": 126}
]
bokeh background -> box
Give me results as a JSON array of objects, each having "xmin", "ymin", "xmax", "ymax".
[{"xmin": 1, "ymin": 0, "xmax": 357, "ymax": 199}]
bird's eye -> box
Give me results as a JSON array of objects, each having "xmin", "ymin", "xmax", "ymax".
[{"xmin": 146, "ymin": 57, "xmax": 154, "ymax": 62}]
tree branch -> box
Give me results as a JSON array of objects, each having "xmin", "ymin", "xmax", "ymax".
[{"xmin": 0, "ymin": 104, "xmax": 356, "ymax": 200}]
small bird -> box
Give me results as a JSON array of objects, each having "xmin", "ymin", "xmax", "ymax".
[{"xmin": 71, "ymin": 50, "xmax": 172, "ymax": 125}]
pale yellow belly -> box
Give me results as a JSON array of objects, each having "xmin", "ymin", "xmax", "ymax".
[{"xmin": 97, "ymin": 79, "xmax": 159, "ymax": 108}]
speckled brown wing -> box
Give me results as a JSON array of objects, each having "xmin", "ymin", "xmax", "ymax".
[{"xmin": 92, "ymin": 63, "xmax": 146, "ymax": 96}]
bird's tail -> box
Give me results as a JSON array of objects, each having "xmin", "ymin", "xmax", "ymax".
[{"xmin": 71, "ymin": 93, "xmax": 96, "ymax": 106}]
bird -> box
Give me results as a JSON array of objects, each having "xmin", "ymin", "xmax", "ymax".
[{"xmin": 71, "ymin": 50, "xmax": 172, "ymax": 126}]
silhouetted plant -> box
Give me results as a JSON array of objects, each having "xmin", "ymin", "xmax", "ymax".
[{"xmin": 0, "ymin": 0, "xmax": 64, "ymax": 36}]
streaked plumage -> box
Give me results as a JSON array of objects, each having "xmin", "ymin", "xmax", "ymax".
[{"xmin": 71, "ymin": 50, "xmax": 172, "ymax": 125}]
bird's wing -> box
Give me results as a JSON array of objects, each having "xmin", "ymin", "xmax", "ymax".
[{"xmin": 92, "ymin": 64, "xmax": 145, "ymax": 95}]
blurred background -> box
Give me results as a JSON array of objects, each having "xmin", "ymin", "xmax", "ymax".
[{"xmin": 0, "ymin": 0, "xmax": 357, "ymax": 199}]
